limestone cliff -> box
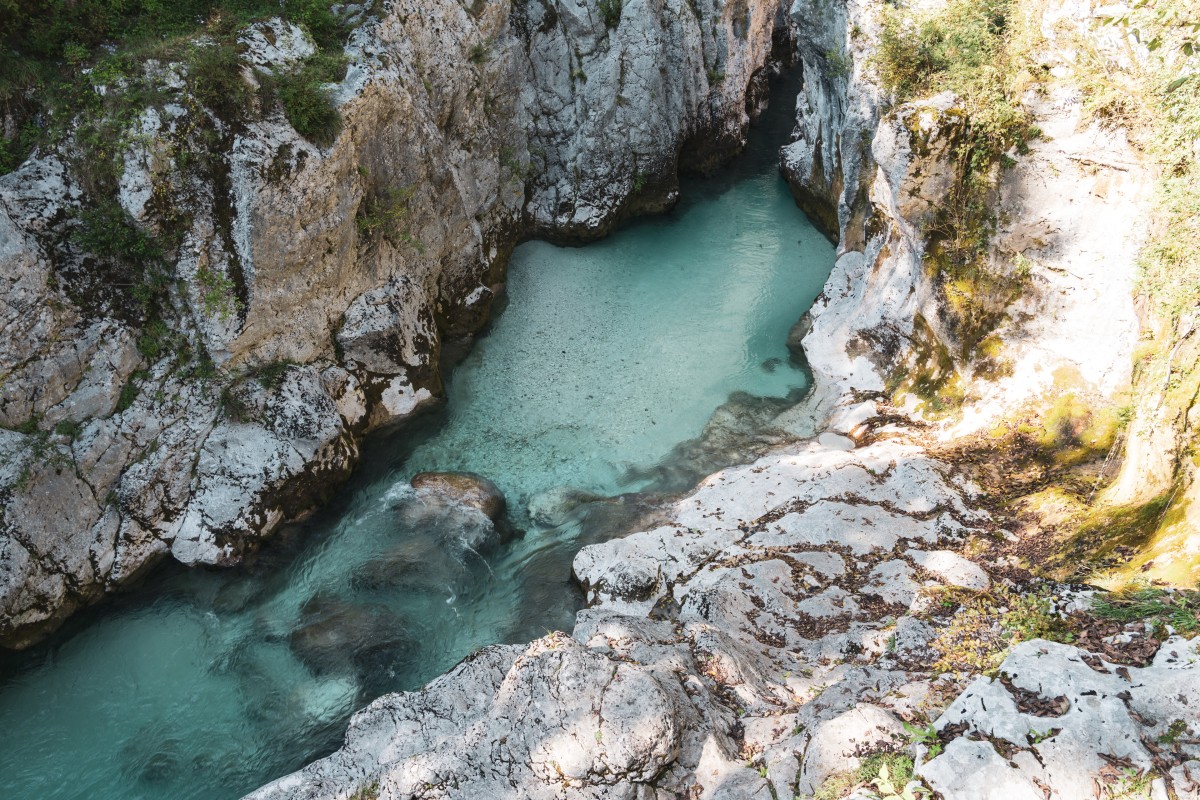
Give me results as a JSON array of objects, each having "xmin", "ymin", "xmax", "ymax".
[
  {"xmin": 241, "ymin": 0, "xmax": 1200, "ymax": 798},
  {"xmin": 0, "ymin": 0, "xmax": 795, "ymax": 648}
]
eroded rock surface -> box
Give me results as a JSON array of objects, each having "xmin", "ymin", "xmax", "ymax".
[
  {"xmin": 247, "ymin": 437, "xmax": 987, "ymax": 799},
  {"xmin": 0, "ymin": 0, "xmax": 794, "ymax": 647},
  {"xmin": 248, "ymin": 433, "xmax": 1200, "ymax": 800},
  {"xmin": 921, "ymin": 638, "xmax": 1200, "ymax": 800}
]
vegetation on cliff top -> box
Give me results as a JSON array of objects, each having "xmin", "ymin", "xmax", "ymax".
[
  {"xmin": 872, "ymin": 0, "xmax": 1041, "ymax": 395},
  {"xmin": 1062, "ymin": 0, "xmax": 1200, "ymax": 588},
  {"xmin": 0, "ymin": 0, "xmax": 359, "ymax": 173}
]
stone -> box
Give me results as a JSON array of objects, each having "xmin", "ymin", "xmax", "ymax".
[
  {"xmin": 909, "ymin": 549, "xmax": 991, "ymax": 591},
  {"xmin": 891, "ymin": 616, "xmax": 937, "ymax": 665},
  {"xmin": 288, "ymin": 596, "xmax": 411, "ymax": 678},
  {"xmin": 410, "ymin": 471, "xmax": 506, "ymax": 522},
  {"xmin": 527, "ymin": 486, "xmax": 603, "ymax": 528},
  {"xmin": 861, "ymin": 560, "xmax": 919, "ymax": 606},
  {"xmin": 817, "ymin": 431, "xmax": 855, "ymax": 450},
  {"xmin": 797, "ymin": 704, "xmax": 907, "ymax": 794}
]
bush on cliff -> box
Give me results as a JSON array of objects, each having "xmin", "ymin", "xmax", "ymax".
[
  {"xmin": 874, "ymin": 0, "xmax": 1037, "ymax": 163},
  {"xmin": 0, "ymin": 0, "xmax": 362, "ymax": 174}
]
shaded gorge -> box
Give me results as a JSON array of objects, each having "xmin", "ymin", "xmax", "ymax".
[{"xmin": 0, "ymin": 79, "xmax": 835, "ymax": 800}]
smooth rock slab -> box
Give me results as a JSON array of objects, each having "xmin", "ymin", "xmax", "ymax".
[{"xmin": 909, "ymin": 549, "xmax": 991, "ymax": 591}]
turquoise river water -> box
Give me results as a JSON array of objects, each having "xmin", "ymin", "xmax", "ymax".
[{"xmin": 0, "ymin": 82, "xmax": 834, "ymax": 800}]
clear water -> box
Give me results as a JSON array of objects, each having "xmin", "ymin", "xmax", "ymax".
[{"xmin": 0, "ymin": 80, "xmax": 834, "ymax": 800}]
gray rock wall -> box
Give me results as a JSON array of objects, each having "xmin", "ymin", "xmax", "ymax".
[{"xmin": 0, "ymin": 0, "xmax": 794, "ymax": 648}]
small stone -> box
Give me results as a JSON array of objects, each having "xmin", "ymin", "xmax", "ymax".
[{"xmin": 817, "ymin": 431, "xmax": 856, "ymax": 450}]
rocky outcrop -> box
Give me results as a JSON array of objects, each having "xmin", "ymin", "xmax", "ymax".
[
  {"xmin": 250, "ymin": 433, "xmax": 1200, "ymax": 800},
  {"xmin": 778, "ymin": 0, "xmax": 1148, "ymax": 439},
  {"xmin": 781, "ymin": 0, "xmax": 879, "ymax": 245},
  {"xmin": 0, "ymin": 0, "xmax": 795, "ymax": 647},
  {"xmin": 247, "ymin": 436, "xmax": 993, "ymax": 799},
  {"xmin": 920, "ymin": 637, "xmax": 1200, "ymax": 800}
]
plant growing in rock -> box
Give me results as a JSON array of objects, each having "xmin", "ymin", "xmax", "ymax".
[
  {"xmin": 931, "ymin": 587, "xmax": 1072, "ymax": 676},
  {"xmin": 269, "ymin": 52, "xmax": 349, "ymax": 147},
  {"xmin": 469, "ymin": 40, "xmax": 490, "ymax": 64},
  {"xmin": 357, "ymin": 184, "xmax": 420, "ymax": 247},
  {"xmin": 871, "ymin": 762, "xmax": 929, "ymax": 800},
  {"xmin": 253, "ymin": 359, "xmax": 297, "ymax": 390},
  {"xmin": 901, "ymin": 721, "xmax": 943, "ymax": 758},
  {"xmin": 813, "ymin": 752, "xmax": 919, "ymax": 800},
  {"xmin": 598, "ymin": 0, "xmax": 623, "ymax": 29},
  {"xmin": 348, "ymin": 780, "xmax": 380, "ymax": 800},
  {"xmin": 1092, "ymin": 587, "xmax": 1200, "ymax": 636},
  {"xmin": 196, "ymin": 264, "xmax": 242, "ymax": 321}
]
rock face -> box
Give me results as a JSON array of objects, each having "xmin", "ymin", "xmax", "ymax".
[
  {"xmin": 921, "ymin": 638, "xmax": 1200, "ymax": 800},
  {"xmin": 246, "ymin": 437, "xmax": 992, "ymax": 799},
  {"xmin": 0, "ymin": 0, "xmax": 794, "ymax": 648},
  {"xmin": 778, "ymin": 0, "xmax": 1147, "ymax": 437}
]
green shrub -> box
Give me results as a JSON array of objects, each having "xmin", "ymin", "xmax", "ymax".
[
  {"xmin": 115, "ymin": 373, "xmax": 142, "ymax": 413},
  {"xmin": 74, "ymin": 202, "xmax": 172, "ymax": 318},
  {"xmin": 932, "ymin": 587, "xmax": 1072, "ymax": 676},
  {"xmin": 814, "ymin": 752, "xmax": 919, "ymax": 800},
  {"xmin": 197, "ymin": 264, "xmax": 242, "ymax": 321},
  {"xmin": 357, "ymin": 184, "xmax": 418, "ymax": 245},
  {"xmin": 187, "ymin": 42, "xmax": 250, "ymax": 123},
  {"xmin": 273, "ymin": 53, "xmax": 347, "ymax": 146},
  {"xmin": 876, "ymin": 0, "xmax": 1038, "ymax": 161},
  {"xmin": 469, "ymin": 41, "xmax": 490, "ymax": 64},
  {"xmin": 598, "ymin": 0, "xmax": 622, "ymax": 29},
  {"xmin": 253, "ymin": 359, "xmax": 296, "ymax": 389},
  {"xmin": 137, "ymin": 319, "xmax": 171, "ymax": 361},
  {"xmin": 53, "ymin": 418, "xmax": 83, "ymax": 439},
  {"xmin": 0, "ymin": 120, "xmax": 39, "ymax": 176}
]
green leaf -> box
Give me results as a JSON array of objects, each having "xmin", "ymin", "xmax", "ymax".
[{"xmin": 1167, "ymin": 75, "xmax": 1193, "ymax": 93}]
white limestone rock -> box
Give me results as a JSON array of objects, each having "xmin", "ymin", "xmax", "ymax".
[
  {"xmin": 909, "ymin": 549, "xmax": 991, "ymax": 591},
  {"xmin": 921, "ymin": 638, "xmax": 1200, "ymax": 800}
]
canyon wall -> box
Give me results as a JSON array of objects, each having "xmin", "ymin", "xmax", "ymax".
[
  {"xmin": 0, "ymin": 0, "xmax": 795, "ymax": 648},
  {"xmin": 241, "ymin": 1, "xmax": 1200, "ymax": 798}
]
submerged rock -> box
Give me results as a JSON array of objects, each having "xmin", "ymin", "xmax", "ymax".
[
  {"xmin": 410, "ymin": 472, "xmax": 506, "ymax": 522},
  {"xmin": 352, "ymin": 537, "xmax": 470, "ymax": 594},
  {"xmin": 526, "ymin": 486, "xmax": 603, "ymax": 529},
  {"xmin": 288, "ymin": 596, "xmax": 410, "ymax": 678},
  {"xmin": 392, "ymin": 483, "xmax": 505, "ymax": 554}
]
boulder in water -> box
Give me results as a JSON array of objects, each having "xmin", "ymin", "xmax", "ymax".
[
  {"xmin": 352, "ymin": 537, "xmax": 470, "ymax": 593},
  {"xmin": 410, "ymin": 471, "xmax": 506, "ymax": 521}
]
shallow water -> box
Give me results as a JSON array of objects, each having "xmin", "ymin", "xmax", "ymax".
[{"xmin": 0, "ymin": 79, "xmax": 834, "ymax": 800}]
